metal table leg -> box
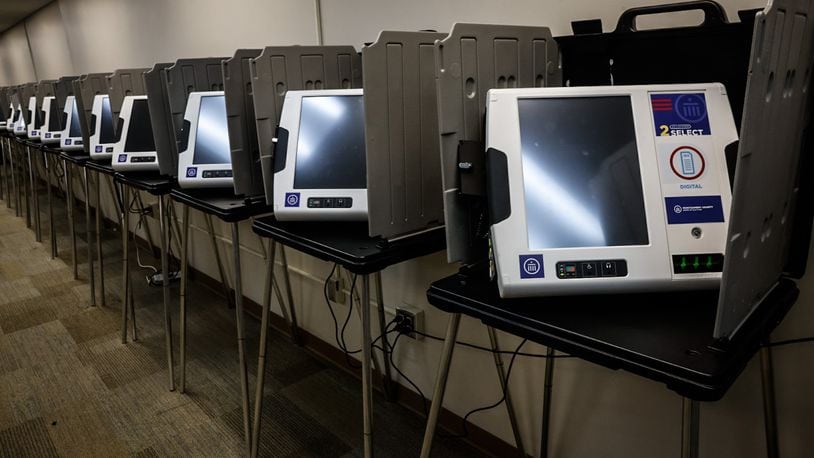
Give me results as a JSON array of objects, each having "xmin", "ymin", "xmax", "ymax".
[
  {"xmin": 278, "ymin": 246, "xmax": 301, "ymax": 344},
  {"xmin": 374, "ymin": 272, "xmax": 395, "ymax": 401},
  {"xmin": 120, "ymin": 184, "xmax": 131, "ymax": 343},
  {"xmin": 250, "ymin": 239, "xmax": 278, "ymax": 458},
  {"xmin": 23, "ymin": 145, "xmax": 31, "ymax": 228},
  {"xmin": 159, "ymin": 195, "xmax": 175, "ymax": 392},
  {"xmin": 681, "ymin": 398, "xmax": 700, "ymax": 458},
  {"xmin": 420, "ymin": 312, "xmax": 462, "ymax": 458},
  {"xmin": 760, "ymin": 347, "xmax": 779, "ymax": 458},
  {"xmin": 361, "ymin": 274, "xmax": 374, "ymax": 458},
  {"xmin": 541, "ymin": 347, "xmax": 556, "ymax": 458},
  {"xmin": 231, "ymin": 222, "xmax": 252, "ymax": 454},
  {"xmin": 486, "ymin": 326, "xmax": 526, "ymax": 457},
  {"xmin": 83, "ymin": 167, "xmax": 96, "ymax": 306},
  {"xmin": 27, "ymin": 146, "xmax": 42, "ymax": 242},
  {"xmin": 95, "ymin": 172, "xmax": 105, "ymax": 306},
  {"xmin": 65, "ymin": 160, "xmax": 78, "ymax": 280},
  {"xmin": 179, "ymin": 205, "xmax": 190, "ymax": 393},
  {"xmin": 43, "ymin": 152, "xmax": 57, "ymax": 259},
  {"xmin": 206, "ymin": 214, "xmax": 235, "ymax": 308},
  {"xmin": 13, "ymin": 142, "xmax": 21, "ymax": 216}
]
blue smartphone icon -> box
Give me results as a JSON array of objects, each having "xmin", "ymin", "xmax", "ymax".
[{"xmin": 680, "ymin": 151, "xmax": 695, "ymax": 175}]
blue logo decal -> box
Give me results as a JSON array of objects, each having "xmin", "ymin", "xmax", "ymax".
[
  {"xmin": 45, "ymin": 133, "xmax": 51, "ymax": 139},
  {"xmin": 665, "ymin": 196, "xmax": 725, "ymax": 224},
  {"xmin": 65, "ymin": 139, "xmax": 72, "ymax": 145},
  {"xmin": 651, "ymin": 93, "xmax": 711, "ymax": 136},
  {"xmin": 117, "ymin": 154, "xmax": 127, "ymax": 163},
  {"xmin": 285, "ymin": 193, "xmax": 300, "ymax": 207},
  {"xmin": 95, "ymin": 145, "xmax": 102, "ymax": 153},
  {"xmin": 519, "ymin": 255, "xmax": 545, "ymax": 279},
  {"xmin": 186, "ymin": 167, "xmax": 197, "ymax": 178}
]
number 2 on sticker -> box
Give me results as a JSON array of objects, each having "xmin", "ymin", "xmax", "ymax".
[{"xmin": 659, "ymin": 124, "xmax": 670, "ymax": 136}]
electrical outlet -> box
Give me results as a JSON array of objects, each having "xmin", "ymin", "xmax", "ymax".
[
  {"xmin": 327, "ymin": 274, "xmax": 347, "ymax": 304},
  {"xmin": 395, "ymin": 305, "xmax": 424, "ymax": 340}
]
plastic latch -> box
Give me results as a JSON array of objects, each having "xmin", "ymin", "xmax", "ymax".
[{"xmin": 457, "ymin": 140, "xmax": 486, "ymax": 197}]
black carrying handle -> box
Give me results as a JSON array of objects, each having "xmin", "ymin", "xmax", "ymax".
[{"xmin": 614, "ymin": 0, "xmax": 728, "ymax": 33}]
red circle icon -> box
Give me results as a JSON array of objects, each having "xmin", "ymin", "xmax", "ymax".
[{"xmin": 669, "ymin": 146, "xmax": 705, "ymax": 180}]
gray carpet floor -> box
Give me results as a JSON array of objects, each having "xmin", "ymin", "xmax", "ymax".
[{"xmin": 0, "ymin": 169, "xmax": 486, "ymax": 457}]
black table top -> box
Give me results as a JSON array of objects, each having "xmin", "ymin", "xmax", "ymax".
[
  {"xmin": 427, "ymin": 269, "xmax": 798, "ymax": 401},
  {"xmin": 114, "ymin": 172, "xmax": 176, "ymax": 196},
  {"xmin": 170, "ymin": 188, "xmax": 271, "ymax": 223},
  {"xmin": 252, "ymin": 216, "xmax": 447, "ymax": 275},
  {"xmin": 59, "ymin": 152, "xmax": 91, "ymax": 165},
  {"xmin": 84, "ymin": 160, "xmax": 117, "ymax": 176}
]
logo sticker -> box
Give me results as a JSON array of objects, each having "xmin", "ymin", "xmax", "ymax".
[
  {"xmin": 669, "ymin": 146, "xmax": 705, "ymax": 180},
  {"xmin": 652, "ymin": 93, "xmax": 711, "ymax": 136},
  {"xmin": 285, "ymin": 193, "xmax": 300, "ymax": 207},
  {"xmin": 95, "ymin": 145, "xmax": 103, "ymax": 153},
  {"xmin": 186, "ymin": 167, "xmax": 197, "ymax": 178},
  {"xmin": 44, "ymin": 133, "xmax": 51, "ymax": 139},
  {"xmin": 665, "ymin": 196, "xmax": 725, "ymax": 224},
  {"xmin": 519, "ymin": 255, "xmax": 545, "ymax": 279},
  {"xmin": 117, "ymin": 154, "xmax": 127, "ymax": 163},
  {"xmin": 65, "ymin": 139, "xmax": 72, "ymax": 145}
]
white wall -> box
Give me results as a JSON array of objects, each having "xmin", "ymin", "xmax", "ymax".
[
  {"xmin": 25, "ymin": 2, "xmax": 74, "ymax": 80},
  {"xmin": 0, "ymin": 23, "xmax": 36, "ymax": 85},
  {"xmin": 1, "ymin": 1, "xmax": 813, "ymax": 457}
]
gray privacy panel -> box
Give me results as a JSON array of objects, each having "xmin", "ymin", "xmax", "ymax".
[
  {"xmin": 223, "ymin": 49, "xmax": 263, "ymax": 197},
  {"xmin": 250, "ymin": 45, "xmax": 362, "ymax": 204},
  {"xmin": 144, "ymin": 62, "xmax": 176, "ymax": 176},
  {"xmin": 74, "ymin": 73, "xmax": 111, "ymax": 153},
  {"xmin": 363, "ymin": 31, "xmax": 447, "ymax": 239},
  {"xmin": 107, "ymin": 68, "xmax": 149, "ymax": 137},
  {"xmin": 435, "ymin": 23, "xmax": 562, "ymax": 263},
  {"xmin": 54, "ymin": 76, "xmax": 78, "ymax": 124},
  {"xmin": 35, "ymin": 80, "xmax": 56, "ymax": 117},
  {"xmin": 0, "ymin": 87, "xmax": 7, "ymax": 117},
  {"xmin": 715, "ymin": 0, "xmax": 814, "ymax": 339},
  {"xmin": 19, "ymin": 82, "xmax": 38, "ymax": 125},
  {"xmin": 161, "ymin": 58, "xmax": 226, "ymax": 178}
]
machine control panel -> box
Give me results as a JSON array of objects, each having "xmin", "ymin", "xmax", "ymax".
[
  {"xmin": 307, "ymin": 197, "xmax": 353, "ymax": 208},
  {"xmin": 556, "ymin": 260, "xmax": 628, "ymax": 279}
]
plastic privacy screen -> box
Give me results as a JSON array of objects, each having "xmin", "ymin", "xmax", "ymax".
[
  {"xmin": 223, "ymin": 49, "xmax": 262, "ymax": 196},
  {"xmin": 435, "ymin": 23, "xmax": 562, "ymax": 263},
  {"xmin": 106, "ymin": 68, "xmax": 149, "ymax": 137},
  {"xmin": 294, "ymin": 95, "xmax": 367, "ymax": 189},
  {"xmin": 363, "ymin": 30, "xmax": 448, "ymax": 239},
  {"xmin": 250, "ymin": 45, "xmax": 362, "ymax": 204},
  {"xmin": 715, "ymin": 0, "xmax": 814, "ymax": 339},
  {"xmin": 518, "ymin": 96, "xmax": 648, "ymax": 250}
]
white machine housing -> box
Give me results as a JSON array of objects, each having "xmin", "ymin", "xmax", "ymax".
[
  {"xmin": 89, "ymin": 94, "xmax": 117, "ymax": 160},
  {"xmin": 111, "ymin": 95, "xmax": 158, "ymax": 172},
  {"xmin": 60, "ymin": 96, "xmax": 83, "ymax": 151},
  {"xmin": 40, "ymin": 96, "xmax": 61, "ymax": 145},
  {"xmin": 273, "ymin": 89, "xmax": 368, "ymax": 221},
  {"xmin": 486, "ymin": 84, "xmax": 737, "ymax": 298},
  {"xmin": 26, "ymin": 96, "xmax": 42, "ymax": 140},
  {"xmin": 5, "ymin": 103, "xmax": 15, "ymax": 131},
  {"xmin": 112, "ymin": 95, "xmax": 159, "ymax": 172},
  {"xmin": 13, "ymin": 101, "xmax": 27, "ymax": 136},
  {"xmin": 178, "ymin": 91, "xmax": 233, "ymax": 189}
]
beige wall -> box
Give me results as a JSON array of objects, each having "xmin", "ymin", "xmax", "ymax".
[
  {"xmin": 0, "ymin": 23, "xmax": 36, "ymax": 85},
  {"xmin": 1, "ymin": 1, "xmax": 813, "ymax": 457}
]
